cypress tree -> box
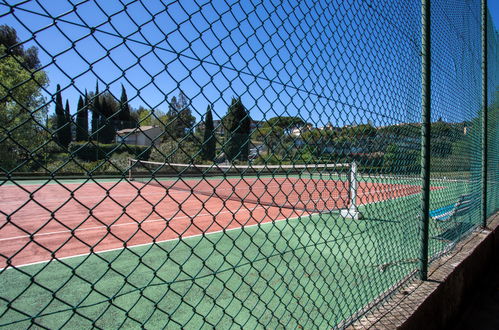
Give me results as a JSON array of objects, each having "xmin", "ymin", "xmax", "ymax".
[
  {"xmin": 223, "ymin": 97, "xmax": 251, "ymax": 161},
  {"xmin": 76, "ymin": 95, "xmax": 89, "ymax": 141},
  {"xmin": 91, "ymin": 82, "xmax": 100, "ymax": 140},
  {"xmin": 202, "ymin": 105, "xmax": 216, "ymax": 161},
  {"xmin": 64, "ymin": 99, "xmax": 72, "ymax": 145},
  {"xmin": 99, "ymin": 96, "xmax": 116, "ymax": 144},
  {"xmin": 119, "ymin": 84, "xmax": 134, "ymax": 128},
  {"xmin": 54, "ymin": 84, "xmax": 70, "ymax": 147}
]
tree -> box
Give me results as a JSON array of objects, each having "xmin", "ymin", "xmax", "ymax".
[
  {"xmin": 377, "ymin": 123, "xmax": 420, "ymax": 139},
  {"xmin": 89, "ymin": 83, "xmax": 120, "ymax": 143},
  {"xmin": 254, "ymin": 125, "xmax": 284, "ymax": 155},
  {"xmin": 91, "ymin": 82, "xmax": 100, "ymax": 139},
  {"xmin": 0, "ymin": 40, "xmax": 48, "ymax": 170},
  {"xmin": 75, "ymin": 95, "xmax": 89, "ymax": 141},
  {"xmin": 300, "ymin": 129, "xmax": 338, "ymax": 157},
  {"xmin": 119, "ymin": 84, "xmax": 135, "ymax": 128},
  {"xmin": 264, "ymin": 116, "xmax": 305, "ymax": 131},
  {"xmin": 253, "ymin": 116, "xmax": 306, "ymax": 157},
  {"xmin": 431, "ymin": 121, "xmax": 461, "ymax": 157},
  {"xmin": 54, "ymin": 84, "xmax": 64, "ymax": 144},
  {"xmin": 223, "ymin": 97, "xmax": 251, "ymax": 161},
  {"xmin": 0, "ymin": 25, "xmax": 40, "ymax": 70},
  {"xmin": 169, "ymin": 96, "xmax": 177, "ymax": 114},
  {"xmin": 64, "ymin": 99, "xmax": 72, "ymax": 144},
  {"xmin": 98, "ymin": 94, "xmax": 116, "ymax": 143},
  {"xmin": 150, "ymin": 140, "xmax": 201, "ymax": 164},
  {"xmin": 202, "ymin": 105, "xmax": 216, "ymax": 161},
  {"xmin": 343, "ymin": 123, "xmax": 377, "ymax": 138},
  {"xmin": 134, "ymin": 106, "xmax": 167, "ymax": 127},
  {"xmin": 54, "ymin": 84, "xmax": 71, "ymax": 147},
  {"xmin": 165, "ymin": 92, "xmax": 196, "ymax": 139}
]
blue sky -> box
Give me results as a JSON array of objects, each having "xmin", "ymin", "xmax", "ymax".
[
  {"xmin": 1, "ymin": 0, "xmax": 497, "ymax": 128},
  {"xmin": 490, "ymin": 0, "xmax": 499, "ymax": 28}
]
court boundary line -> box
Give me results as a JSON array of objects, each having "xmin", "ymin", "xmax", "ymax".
[
  {"xmin": 0, "ymin": 207, "xmax": 267, "ymax": 242},
  {"xmin": 1, "ymin": 180, "xmax": 439, "ymax": 270},
  {"xmin": 1, "ymin": 208, "xmax": 320, "ymax": 271}
]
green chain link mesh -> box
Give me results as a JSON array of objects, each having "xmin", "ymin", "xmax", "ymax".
[
  {"xmin": 487, "ymin": 9, "xmax": 499, "ymax": 218},
  {"xmin": 0, "ymin": 0, "xmax": 497, "ymax": 328}
]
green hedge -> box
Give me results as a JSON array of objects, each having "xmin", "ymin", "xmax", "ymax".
[{"xmin": 68, "ymin": 142, "xmax": 151, "ymax": 161}]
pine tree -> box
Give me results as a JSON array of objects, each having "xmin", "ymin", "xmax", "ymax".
[
  {"xmin": 75, "ymin": 95, "xmax": 89, "ymax": 141},
  {"xmin": 202, "ymin": 105, "xmax": 216, "ymax": 161},
  {"xmin": 223, "ymin": 97, "xmax": 251, "ymax": 161},
  {"xmin": 177, "ymin": 91, "xmax": 189, "ymax": 110},
  {"xmin": 168, "ymin": 96, "xmax": 178, "ymax": 115},
  {"xmin": 64, "ymin": 99, "xmax": 72, "ymax": 145},
  {"xmin": 165, "ymin": 93, "xmax": 195, "ymax": 139}
]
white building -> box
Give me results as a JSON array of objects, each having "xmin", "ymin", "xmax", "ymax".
[
  {"xmin": 116, "ymin": 126, "xmax": 162, "ymax": 146},
  {"xmin": 290, "ymin": 124, "xmax": 313, "ymax": 137}
]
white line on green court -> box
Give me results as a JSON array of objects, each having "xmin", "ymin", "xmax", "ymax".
[
  {"xmin": 0, "ymin": 207, "xmax": 266, "ymax": 242},
  {"xmin": 1, "ymin": 181, "xmax": 438, "ymax": 271},
  {"xmin": 1, "ymin": 207, "xmax": 320, "ymax": 271}
]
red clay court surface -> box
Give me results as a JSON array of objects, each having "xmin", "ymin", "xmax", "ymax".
[{"xmin": 0, "ymin": 177, "xmax": 436, "ymax": 268}]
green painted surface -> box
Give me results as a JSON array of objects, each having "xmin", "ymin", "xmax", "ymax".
[{"xmin": 0, "ymin": 177, "xmax": 476, "ymax": 328}]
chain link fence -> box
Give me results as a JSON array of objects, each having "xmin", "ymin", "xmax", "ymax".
[
  {"xmin": 0, "ymin": 0, "xmax": 497, "ymax": 328},
  {"xmin": 487, "ymin": 7, "xmax": 499, "ymax": 218}
]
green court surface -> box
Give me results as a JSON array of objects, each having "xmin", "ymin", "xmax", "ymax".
[{"xmin": 0, "ymin": 177, "xmax": 480, "ymax": 328}]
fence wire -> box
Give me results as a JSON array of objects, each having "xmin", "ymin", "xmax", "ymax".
[
  {"xmin": 487, "ymin": 8, "xmax": 499, "ymax": 218},
  {"xmin": 0, "ymin": 0, "xmax": 497, "ymax": 328}
]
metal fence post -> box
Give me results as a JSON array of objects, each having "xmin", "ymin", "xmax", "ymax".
[
  {"xmin": 481, "ymin": 0, "xmax": 488, "ymax": 227},
  {"xmin": 419, "ymin": 0, "xmax": 431, "ymax": 281}
]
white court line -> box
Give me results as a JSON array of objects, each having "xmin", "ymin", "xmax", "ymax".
[
  {"xmin": 0, "ymin": 183, "xmax": 432, "ymax": 270},
  {"xmin": 2, "ymin": 208, "xmax": 316, "ymax": 270},
  {"xmin": 0, "ymin": 186, "xmax": 421, "ymax": 236},
  {"xmin": 0, "ymin": 207, "xmax": 263, "ymax": 242}
]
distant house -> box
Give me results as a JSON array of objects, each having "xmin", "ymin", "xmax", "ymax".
[
  {"xmin": 290, "ymin": 124, "xmax": 313, "ymax": 137},
  {"xmin": 318, "ymin": 122, "xmax": 340, "ymax": 132},
  {"xmin": 116, "ymin": 126, "xmax": 162, "ymax": 146}
]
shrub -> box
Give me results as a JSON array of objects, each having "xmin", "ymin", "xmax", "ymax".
[
  {"xmin": 68, "ymin": 142, "xmax": 151, "ymax": 161},
  {"xmin": 107, "ymin": 152, "xmax": 134, "ymax": 174},
  {"xmin": 45, "ymin": 159, "xmax": 110, "ymax": 175},
  {"xmin": 150, "ymin": 140, "xmax": 202, "ymax": 164},
  {"xmin": 252, "ymin": 154, "xmax": 285, "ymax": 165}
]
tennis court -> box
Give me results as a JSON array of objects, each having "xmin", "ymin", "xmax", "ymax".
[
  {"xmin": 0, "ymin": 173, "xmax": 461, "ymax": 328},
  {"xmin": 0, "ymin": 168, "xmax": 438, "ymax": 268}
]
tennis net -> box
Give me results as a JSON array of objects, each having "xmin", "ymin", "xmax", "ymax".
[{"xmin": 128, "ymin": 159, "xmax": 357, "ymax": 213}]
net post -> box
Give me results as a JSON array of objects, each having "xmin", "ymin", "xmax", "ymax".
[
  {"xmin": 128, "ymin": 158, "xmax": 133, "ymax": 181},
  {"xmin": 340, "ymin": 161, "xmax": 362, "ymax": 220}
]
